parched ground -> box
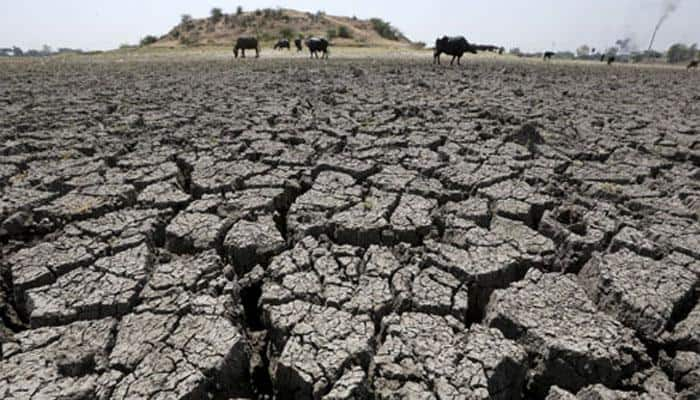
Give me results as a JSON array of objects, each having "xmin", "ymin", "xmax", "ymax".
[{"xmin": 1, "ymin": 54, "xmax": 699, "ymax": 399}]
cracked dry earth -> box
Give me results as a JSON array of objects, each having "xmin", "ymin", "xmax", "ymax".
[{"xmin": 1, "ymin": 57, "xmax": 699, "ymax": 400}]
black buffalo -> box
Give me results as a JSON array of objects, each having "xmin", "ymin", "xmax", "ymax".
[
  {"xmin": 294, "ymin": 38, "xmax": 303, "ymax": 52},
  {"xmin": 600, "ymin": 54, "xmax": 606, "ymax": 62},
  {"xmin": 234, "ymin": 37, "xmax": 259, "ymax": 58},
  {"xmin": 543, "ymin": 51, "xmax": 555, "ymax": 60},
  {"xmin": 274, "ymin": 39, "xmax": 290, "ymax": 50},
  {"xmin": 434, "ymin": 36, "xmax": 477, "ymax": 65},
  {"xmin": 306, "ymin": 37, "xmax": 329, "ymax": 59},
  {"xmin": 688, "ymin": 60, "xmax": 698, "ymax": 69},
  {"xmin": 607, "ymin": 56, "xmax": 616, "ymax": 65}
]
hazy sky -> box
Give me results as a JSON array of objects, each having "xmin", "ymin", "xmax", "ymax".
[{"xmin": 1, "ymin": 0, "xmax": 698, "ymax": 52}]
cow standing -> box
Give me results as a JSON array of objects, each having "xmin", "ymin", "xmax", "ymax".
[
  {"xmin": 274, "ymin": 39, "xmax": 290, "ymax": 50},
  {"xmin": 294, "ymin": 38, "xmax": 303, "ymax": 52},
  {"xmin": 688, "ymin": 60, "xmax": 699, "ymax": 69},
  {"xmin": 543, "ymin": 51, "xmax": 555, "ymax": 61},
  {"xmin": 433, "ymin": 36, "xmax": 477, "ymax": 65},
  {"xmin": 306, "ymin": 37, "xmax": 329, "ymax": 59},
  {"xmin": 234, "ymin": 37, "xmax": 259, "ymax": 58}
]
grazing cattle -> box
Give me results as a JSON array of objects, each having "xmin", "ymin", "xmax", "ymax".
[
  {"xmin": 294, "ymin": 38, "xmax": 303, "ymax": 52},
  {"xmin": 543, "ymin": 51, "xmax": 555, "ymax": 60},
  {"xmin": 688, "ymin": 60, "xmax": 699, "ymax": 69},
  {"xmin": 498, "ymin": 47, "xmax": 505, "ymax": 55},
  {"xmin": 234, "ymin": 37, "xmax": 259, "ymax": 58},
  {"xmin": 600, "ymin": 54, "xmax": 606, "ymax": 62},
  {"xmin": 306, "ymin": 37, "xmax": 329, "ymax": 59},
  {"xmin": 607, "ymin": 56, "xmax": 615, "ymax": 65},
  {"xmin": 274, "ymin": 39, "xmax": 290, "ymax": 50},
  {"xmin": 434, "ymin": 36, "xmax": 477, "ymax": 65}
]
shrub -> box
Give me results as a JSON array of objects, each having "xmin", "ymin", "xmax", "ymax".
[
  {"xmin": 667, "ymin": 43, "xmax": 697, "ymax": 64},
  {"xmin": 280, "ymin": 27, "xmax": 294, "ymax": 39},
  {"xmin": 140, "ymin": 35, "xmax": 158, "ymax": 46},
  {"xmin": 179, "ymin": 33, "xmax": 199, "ymax": 46},
  {"xmin": 370, "ymin": 18, "xmax": 401, "ymax": 41},
  {"xmin": 327, "ymin": 28, "xmax": 337, "ymax": 40},
  {"xmin": 180, "ymin": 14, "xmax": 194, "ymax": 31},
  {"xmin": 210, "ymin": 8, "xmax": 223, "ymax": 23},
  {"xmin": 236, "ymin": 6, "xmax": 243, "ymax": 15},
  {"xmin": 337, "ymin": 25, "xmax": 352, "ymax": 39},
  {"xmin": 576, "ymin": 45, "xmax": 590, "ymax": 58},
  {"xmin": 411, "ymin": 41, "xmax": 426, "ymax": 50},
  {"xmin": 509, "ymin": 47, "xmax": 522, "ymax": 56}
]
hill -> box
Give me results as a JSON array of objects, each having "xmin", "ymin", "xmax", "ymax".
[{"xmin": 148, "ymin": 8, "xmax": 416, "ymax": 48}]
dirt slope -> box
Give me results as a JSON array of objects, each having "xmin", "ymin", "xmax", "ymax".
[{"xmin": 152, "ymin": 8, "xmax": 414, "ymax": 48}]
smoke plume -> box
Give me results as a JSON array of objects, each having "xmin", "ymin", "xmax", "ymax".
[
  {"xmin": 648, "ymin": 0, "xmax": 682, "ymax": 51},
  {"xmin": 615, "ymin": 38, "xmax": 638, "ymax": 54}
]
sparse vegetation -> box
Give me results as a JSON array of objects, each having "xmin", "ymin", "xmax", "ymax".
[
  {"xmin": 181, "ymin": 14, "xmax": 194, "ymax": 31},
  {"xmin": 369, "ymin": 18, "xmax": 401, "ymax": 41},
  {"xmin": 337, "ymin": 25, "xmax": 353, "ymax": 39},
  {"xmin": 179, "ymin": 32, "xmax": 199, "ymax": 46},
  {"xmin": 156, "ymin": 8, "xmax": 412, "ymax": 47},
  {"xmin": 327, "ymin": 28, "xmax": 337, "ymax": 40},
  {"xmin": 576, "ymin": 45, "xmax": 590, "ymax": 58},
  {"xmin": 210, "ymin": 8, "xmax": 223, "ymax": 23},
  {"xmin": 667, "ymin": 43, "xmax": 698, "ymax": 64},
  {"xmin": 509, "ymin": 48, "xmax": 522, "ymax": 56},
  {"xmin": 140, "ymin": 35, "xmax": 158, "ymax": 47},
  {"xmin": 280, "ymin": 27, "xmax": 295, "ymax": 39}
]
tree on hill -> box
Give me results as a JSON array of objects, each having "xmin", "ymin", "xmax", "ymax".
[
  {"xmin": 140, "ymin": 35, "xmax": 158, "ymax": 46},
  {"xmin": 337, "ymin": 25, "xmax": 353, "ymax": 39},
  {"xmin": 236, "ymin": 6, "xmax": 243, "ymax": 16},
  {"xmin": 370, "ymin": 18, "xmax": 401, "ymax": 41},
  {"xmin": 180, "ymin": 14, "xmax": 194, "ymax": 31},
  {"xmin": 210, "ymin": 8, "xmax": 223, "ymax": 23}
]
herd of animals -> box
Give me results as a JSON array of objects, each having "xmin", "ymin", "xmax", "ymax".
[
  {"xmin": 234, "ymin": 36, "xmax": 329, "ymax": 58},
  {"xmin": 233, "ymin": 35, "xmax": 700, "ymax": 69}
]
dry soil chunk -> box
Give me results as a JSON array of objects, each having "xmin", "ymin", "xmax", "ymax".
[
  {"xmin": 24, "ymin": 244, "xmax": 152, "ymax": 327},
  {"xmin": 485, "ymin": 269, "xmax": 647, "ymax": 396},
  {"xmin": 272, "ymin": 303, "xmax": 374, "ymax": 399},
  {"xmin": 224, "ymin": 215, "xmax": 285, "ymax": 272},
  {"xmin": 372, "ymin": 313, "xmax": 527, "ymax": 400},
  {"xmin": 579, "ymin": 249, "xmax": 697, "ymax": 341},
  {"xmin": 165, "ymin": 211, "xmax": 227, "ymax": 253},
  {"xmin": 0, "ymin": 318, "xmax": 116, "ymax": 399}
]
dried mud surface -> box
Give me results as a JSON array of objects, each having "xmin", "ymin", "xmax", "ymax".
[{"xmin": 1, "ymin": 57, "xmax": 699, "ymax": 399}]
